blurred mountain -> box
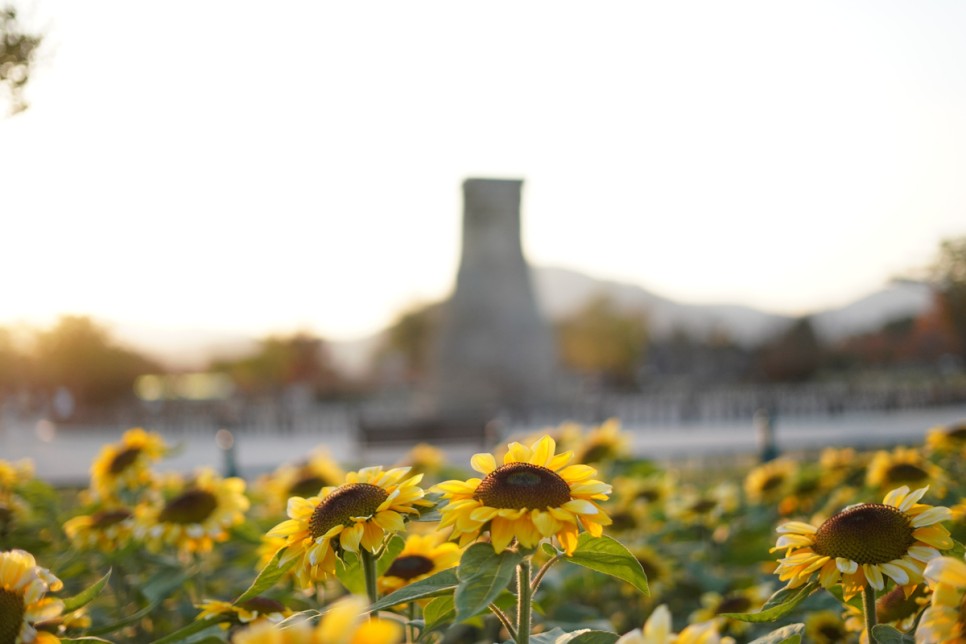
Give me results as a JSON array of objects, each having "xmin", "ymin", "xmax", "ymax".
[
  {"xmin": 532, "ymin": 266, "xmax": 934, "ymax": 345},
  {"xmin": 106, "ymin": 267, "xmax": 935, "ymax": 374},
  {"xmin": 533, "ymin": 266, "xmax": 788, "ymax": 346}
]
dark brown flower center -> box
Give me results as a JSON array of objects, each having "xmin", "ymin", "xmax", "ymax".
[
  {"xmin": 580, "ymin": 443, "xmax": 616, "ymax": 464},
  {"xmin": 0, "ymin": 588, "xmax": 25, "ymax": 644},
  {"xmin": 474, "ymin": 463, "xmax": 572, "ymax": 510},
  {"xmin": 308, "ymin": 483, "xmax": 388, "ymax": 539},
  {"xmin": 813, "ymin": 503, "xmax": 915, "ymax": 564},
  {"xmin": 609, "ymin": 511, "xmax": 637, "ymax": 532},
  {"xmin": 238, "ymin": 596, "xmax": 285, "ymax": 615},
  {"xmin": 636, "ymin": 556, "xmax": 661, "ymax": 581},
  {"xmin": 816, "ymin": 622, "xmax": 847, "ymax": 642},
  {"xmin": 884, "ymin": 463, "xmax": 928, "ymax": 486},
  {"xmin": 715, "ymin": 595, "xmax": 752, "ymax": 615},
  {"xmin": 91, "ymin": 508, "xmax": 132, "ymax": 529},
  {"xmin": 384, "ymin": 554, "xmax": 435, "ymax": 580},
  {"xmin": 159, "ymin": 489, "xmax": 218, "ymax": 524},
  {"xmin": 946, "ymin": 425, "xmax": 966, "ymax": 442},
  {"xmin": 690, "ymin": 499, "xmax": 717, "ymax": 514},
  {"xmin": 288, "ymin": 475, "xmax": 329, "ymax": 499},
  {"xmin": 109, "ymin": 447, "xmax": 142, "ymax": 474},
  {"xmin": 760, "ymin": 474, "xmax": 785, "ymax": 493},
  {"xmin": 636, "ymin": 489, "xmax": 661, "ymax": 503}
]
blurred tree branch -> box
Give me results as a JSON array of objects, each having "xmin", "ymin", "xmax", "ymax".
[{"xmin": 1, "ymin": 4, "xmax": 42, "ymax": 115}]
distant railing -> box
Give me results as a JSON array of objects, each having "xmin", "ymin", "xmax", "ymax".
[{"xmin": 4, "ymin": 378, "xmax": 965, "ymax": 439}]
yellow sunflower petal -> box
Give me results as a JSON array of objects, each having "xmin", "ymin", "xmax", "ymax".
[
  {"xmin": 879, "ymin": 562, "xmax": 910, "ymax": 585},
  {"xmin": 339, "ymin": 523, "xmax": 364, "ymax": 553},
  {"xmin": 530, "ymin": 435, "xmax": 557, "ymax": 467},
  {"xmin": 361, "ymin": 520, "xmax": 385, "ymax": 552},
  {"xmin": 913, "ymin": 525, "xmax": 954, "ymax": 550},
  {"xmin": 863, "ymin": 564, "xmax": 885, "ymax": 590},
  {"xmin": 910, "ymin": 506, "xmax": 952, "ymax": 528},
  {"xmin": 373, "ymin": 510, "xmax": 405, "ymax": 533},
  {"xmin": 504, "ymin": 442, "xmax": 532, "ymax": 464},
  {"xmin": 470, "ymin": 453, "xmax": 497, "ymax": 475},
  {"xmin": 547, "ymin": 450, "xmax": 574, "ymax": 471},
  {"xmin": 491, "ymin": 517, "xmax": 516, "ymax": 553},
  {"xmin": 557, "ymin": 522, "xmax": 579, "ymax": 555}
]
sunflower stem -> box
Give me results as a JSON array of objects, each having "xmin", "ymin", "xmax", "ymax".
[
  {"xmin": 361, "ymin": 549, "xmax": 380, "ymax": 614},
  {"xmin": 489, "ymin": 604, "xmax": 517, "ymax": 641},
  {"xmin": 861, "ymin": 582, "xmax": 877, "ymax": 643},
  {"xmin": 516, "ymin": 558, "xmax": 533, "ymax": 644},
  {"xmin": 531, "ymin": 552, "xmax": 564, "ymax": 593}
]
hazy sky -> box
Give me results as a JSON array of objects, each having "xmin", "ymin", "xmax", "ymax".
[{"xmin": 2, "ymin": 1, "xmax": 965, "ymax": 341}]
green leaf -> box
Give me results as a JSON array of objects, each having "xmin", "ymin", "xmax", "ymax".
[
  {"xmin": 947, "ymin": 538, "xmax": 965, "ymax": 559},
  {"xmin": 721, "ymin": 582, "xmax": 820, "ymax": 623},
  {"xmin": 59, "ymin": 639, "xmax": 114, "ymax": 644},
  {"xmin": 555, "ymin": 630, "xmax": 620, "ymax": 643},
  {"xmin": 748, "ymin": 623, "xmax": 805, "ymax": 644},
  {"xmin": 139, "ymin": 567, "xmax": 193, "ymax": 604},
  {"xmin": 423, "ymin": 595, "xmax": 455, "ymax": 631},
  {"xmin": 234, "ymin": 546, "xmax": 299, "ymax": 605},
  {"xmin": 871, "ymin": 624, "xmax": 916, "ymax": 643},
  {"xmin": 368, "ymin": 568, "xmax": 459, "ymax": 612},
  {"xmin": 454, "ymin": 543, "xmax": 523, "ymax": 622},
  {"xmin": 517, "ymin": 628, "xmax": 570, "ymax": 644},
  {"xmin": 542, "ymin": 542, "xmax": 559, "ymax": 558},
  {"xmin": 335, "ymin": 551, "xmax": 365, "ymax": 595},
  {"xmin": 62, "ymin": 569, "xmax": 111, "ymax": 613},
  {"xmin": 148, "ymin": 616, "xmax": 226, "ymax": 644},
  {"xmin": 564, "ymin": 534, "xmax": 649, "ymax": 596}
]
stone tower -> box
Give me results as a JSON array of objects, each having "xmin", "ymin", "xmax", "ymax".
[{"xmin": 431, "ymin": 178, "xmax": 556, "ymax": 419}]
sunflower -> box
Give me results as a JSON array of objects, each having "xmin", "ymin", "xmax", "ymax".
[
  {"xmin": 866, "ymin": 447, "xmax": 946, "ymax": 496},
  {"xmin": 0, "ymin": 549, "xmax": 64, "ymax": 644},
  {"xmin": 397, "ymin": 443, "xmax": 447, "ymax": 481},
  {"xmin": 667, "ymin": 483, "xmax": 738, "ymax": 529},
  {"xmin": 136, "ymin": 469, "xmax": 249, "ymax": 555},
  {"xmin": 915, "ymin": 555, "xmax": 966, "ymax": 643},
  {"xmin": 616, "ymin": 604, "xmax": 732, "ymax": 644},
  {"xmin": 231, "ymin": 594, "xmax": 402, "ymax": 644},
  {"xmin": 844, "ymin": 585, "xmax": 928, "ymax": 642},
  {"xmin": 804, "ymin": 610, "xmax": 850, "ymax": 643},
  {"xmin": 90, "ymin": 428, "xmax": 166, "ymax": 500},
  {"xmin": 196, "ymin": 596, "xmax": 290, "ymax": 628},
  {"xmin": 0, "ymin": 459, "xmax": 35, "ymax": 535},
  {"xmin": 925, "ymin": 420, "xmax": 966, "ymax": 455},
  {"xmin": 628, "ymin": 545, "xmax": 675, "ymax": 598},
  {"xmin": 689, "ymin": 584, "xmax": 772, "ymax": 636},
  {"xmin": 267, "ymin": 466, "xmax": 428, "ymax": 590},
  {"xmin": 256, "ymin": 451, "xmax": 345, "ymax": 517},
  {"xmin": 574, "ymin": 418, "xmax": 630, "ymax": 464},
  {"xmin": 0, "ymin": 459, "xmax": 33, "ymax": 491},
  {"xmin": 435, "ymin": 435, "xmax": 612, "ymax": 555},
  {"xmin": 378, "ymin": 533, "xmax": 460, "ymax": 596},
  {"xmin": 744, "ymin": 458, "xmax": 797, "ymax": 505},
  {"xmin": 63, "ymin": 505, "xmax": 137, "ymax": 552},
  {"xmin": 606, "ymin": 474, "xmax": 671, "ymax": 534},
  {"xmin": 772, "ymin": 485, "xmax": 952, "ymax": 599}
]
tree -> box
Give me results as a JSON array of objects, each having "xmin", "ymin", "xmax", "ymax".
[
  {"xmin": 211, "ymin": 332, "xmax": 346, "ymax": 398},
  {"xmin": 372, "ymin": 302, "xmax": 441, "ymax": 384},
  {"xmin": 32, "ymin": 316, "xmax": 160, "ymax": 407},
  {"xmin": 757, "ymin": 316, "xmax": 823, "ymax": 382},
  {"xmin": 1, "ymin": 5, "xmax": 42, "ymax": 115},
  {"xmin": 555, "ymin": 294, "xmax": 648, "ymax": 389},
  {"xmin": 0, "ymin": 325, "xmax": 29, "ymax": 396},
  {"xmin": 929, "ymin": 236, "xmax": 966, "ymax": 360}
]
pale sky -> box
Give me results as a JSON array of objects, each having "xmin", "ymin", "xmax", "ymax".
[{"xmin": 2, "ymin": 1, "xmax": 965, "ymax": 342}]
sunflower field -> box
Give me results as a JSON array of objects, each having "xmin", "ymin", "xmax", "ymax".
[{"xmin": 2, "ymin": 419, "xmax": 966, "ymax": 643}]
